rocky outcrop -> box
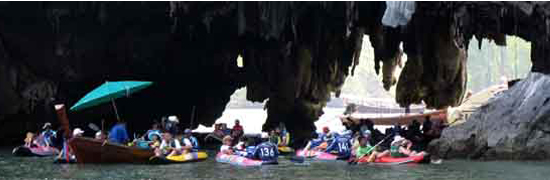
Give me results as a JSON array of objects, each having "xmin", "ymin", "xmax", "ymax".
[{"xmin": 428, "ymin": 73, "xmax": 550, "ymax": 160}]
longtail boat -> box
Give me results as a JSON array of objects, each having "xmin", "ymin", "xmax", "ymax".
[
  {"xmin": 343, "ymin": 110, "xmax": 447, "ymax": 126},
  {"xmin": 69, "ymin": 136, "xmax": 155, "ymax": 164}
]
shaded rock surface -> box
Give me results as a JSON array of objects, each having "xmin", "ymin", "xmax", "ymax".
[
  {"xmin": 428, "ymin": 73, "xmax": 550, "ymax": 160},
  {"xmin": 1, "ymin": 2, "xmax": 550, "ymax": 149}
]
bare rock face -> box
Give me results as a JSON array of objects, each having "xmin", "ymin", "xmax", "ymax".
[{"xmin": 428, "ymin": 73, "xmax": 550, "ymax": 160}]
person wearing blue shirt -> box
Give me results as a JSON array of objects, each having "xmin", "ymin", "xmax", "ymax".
[
  {"xmin": 109, "ymin": 121, "xmax": 129, "ymax": 144},
  {"xmin": 40, "ymin": 123, "xmax": 57, "ymax": 147},
  {"xmin": 252, "ymin": 134, "xmax": 279, "ymax": 163},
  {"xmin": 325, "ymin": 130, "xmax": 352, "ymax": 159},
  {"xmin": 182, "ymin": 129, "xmax": 199, "ymax": 151}
]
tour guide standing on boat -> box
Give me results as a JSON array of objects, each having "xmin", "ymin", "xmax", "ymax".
[{"xmin": 109, "ymin": 121, "xmax": 129, "ymax": 144}]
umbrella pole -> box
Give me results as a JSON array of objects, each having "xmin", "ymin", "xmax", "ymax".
[{"xmin": 111, "ymin": 99, "xmax": 121, "ymax": 121}]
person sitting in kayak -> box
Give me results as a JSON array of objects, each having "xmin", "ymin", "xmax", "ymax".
[
  {"xmin": 24, "ymin": 132, "xmax": 37, "ymax": 147},
  {"xmin": 108, "ymin": 121, "xmax": 129, "ymax": 144},
  {"xmin": 220, "ymin": 135, "xmax": 234, "ymax": 155},
  {"xmin": 354, "ymin": 135, "xmax": 390, "ymax": 162},
  {"xmin": 149, "ymin": 133, "xmax": 161, "ymax": 149},
  {"xmin": 156, "ymin": 132, "xmax": 182, "ymax": 157},
  {"xmin": 181, "ymin": 129, "xmax": 198, "ymax": 153},
  {"xmin": 40, "ymin": 122, "xmax": 57, "ymax": 147},
  {"xmin": 268, "ymin": 129, "xmax": 281, "ymax": 146},
  {"xmin": 143, "ymin": 123, "xmax": 162, "ymax": 141},
  {"xmin": 278, "ymin": 123, "xmax": 291, "ymax": 147},
  {"xmin": 251, "ymin": 133, "xmax": 279, "ymax": 163},
  {"xmin": 390, "ymin": 135, "xmax": 427, "ymax": 157},
  {"xmin": 325, "ymin": 130, "xmax": 352, "ymax": 159},
  {"xmin": 302, "ymin": 132, "xmax": 324, "ymax": 155}
]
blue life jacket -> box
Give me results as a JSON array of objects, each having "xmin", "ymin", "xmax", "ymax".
[
  {"xmin": 41, "ymin": 130, "xmax": 56, "ymax": 146},
  {"xmin": 253, "ymin": 142, "xmax": 278, "ymax": 162},
  {"xmin": 189, "ymin": 136, "xmax": 199, "ymax": 149},
  {"xmin": 325, "ymin": 136, "xmax": 351, "ymax": 157}
]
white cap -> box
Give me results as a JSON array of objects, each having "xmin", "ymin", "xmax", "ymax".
[
  {"xmin": 168, "ymin": 116, "xmax": 179, "ymax": 123},
  {"xmin": 73, "ymin": 128, "xmax": 85, "ymax": 136},
  {"xmin": 95, "ymin": 131, "xmax": 102, "ymax": 137}
]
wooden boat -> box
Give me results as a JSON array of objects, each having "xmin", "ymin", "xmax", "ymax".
[
  {"xmin": 344, "ymin": 110, "xmax": 447, "ymax": 126},
  {"xmin": 69, "ymin": 137, "xmax": 154, "ymax": 164},
  {"xmin": 216, "ymin": 152, "xmax": 277, "ymax": 166},
  {"xmin": 356, "ymin": 155, "xmax": 426, "ymax": 165},
  {"xmin": 149, "ymin": 151, "xmax": 208, "ymax": 164},
  {"xmin": 12, "ymin": 145, "xmax": 59, "ymax": 157}
]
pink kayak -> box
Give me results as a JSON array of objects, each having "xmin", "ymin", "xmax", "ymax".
[
  {"xmin": 12, "ymin": 145, "xmax": 59, "ymax": 157},
  {"xmin": 295, "ymin": 149, "xmax": 339, "ymax": 160},
  {"xmin": 357, "ymin": 155, "xmax": 425, "ymax": 165},
  {"xmin": 216, "ymin": 153, "xmax": 277, "ymax": 166}
]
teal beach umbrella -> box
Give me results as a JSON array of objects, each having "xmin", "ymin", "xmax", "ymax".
[{"xmin": 70, "ymin": 81, "xmax": 153, "ymax": 119}]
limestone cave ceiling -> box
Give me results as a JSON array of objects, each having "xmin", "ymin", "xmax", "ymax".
[{"xmin": 0, "ymin": 2, "xmax": 549, "ymax": 143}]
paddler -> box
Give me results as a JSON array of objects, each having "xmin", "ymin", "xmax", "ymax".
[
  {"xmin": 251, "ymin": 133, "xmax": 278, "ymax": 163},
  {"xmin": 143, "ymin": 123, "xmax": 161, "ymax": 141},
  {"xmin": 325, "ymin": 130, "xmax": 352, "ymax": 159},
  {"xmin": 220, "ymin": 135, "xmax": 234, "ymax": 155},
  {"xmin": 156, "ymin": 132, "xmax": 182, "ymax": 157},
  {"xmin": 390, "ymin": 135, "xmax": 427, "ymax": 157},
  {"xmin": 181, "ymin": 128, "xmax": 198, "ymax": 152},
  {"xmin": 40, "ymin": 122, "xmax": 57, "ymax": 147},
  {"xmin": 353, "ymin": 135, "xmax": 390, "ymax": 162}
]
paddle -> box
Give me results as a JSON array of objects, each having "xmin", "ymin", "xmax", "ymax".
[{"xmin": 88, "ymin": 123, "xmax": 100, "ymax": 132}]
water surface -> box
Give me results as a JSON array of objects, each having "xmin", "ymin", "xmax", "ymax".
[{"xmin": 1, "ymin": 149, "xmax": 549, "ymax": 180}]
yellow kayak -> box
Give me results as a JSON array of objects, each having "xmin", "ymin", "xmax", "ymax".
[
  {"xmin": 278, "ymin": 146, "xmax": 295, "ymax": 154},
  {"xmin": 149, "ymin": 151, "xmax": 208, "ymax": 164}
]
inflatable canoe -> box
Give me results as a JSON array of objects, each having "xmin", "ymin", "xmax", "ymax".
[
  {"xmin": 357, "ymin": 155, "xmax": 425, "ymax": 165},
  {"xmin": 12, "ymin": 145, "xmax": 59, "ymax": 157},
  {"xmin": 295, "ymin": 149, "xmax": 339, "ymax": 160},
  {"xmin": 149, "ymin": 152, "xmax": 208, "ymax": 164},
  {"xmin": 216, "ymin": 153, "xmax": 277, "ymax": 166}
]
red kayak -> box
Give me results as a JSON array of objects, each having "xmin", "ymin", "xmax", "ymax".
[{"xmin": 357, "ymin": 155, "xmax": 425, "ymax": 165}]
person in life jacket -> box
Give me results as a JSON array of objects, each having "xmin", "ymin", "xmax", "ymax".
[
  {"xmin": 182, "ymin": 128, "xmax": 199, "ymax": 152},
  {"xmin": 302, "ymin": 132, "xmax": 325, "ymax": 156},
  {"xmin": 390, "ymin": 135, "xmax": 427, "ymax": 157},
  {"xmin": 156, "ymin": 132, "xmax": 182, "ymax": 157},
  {"xmin": 143, "ymin": 123, "xmax": 161, "ymax": 141},
  {"xmin": 220, "ymin": 135, "xmax": 234, "ymax": 155},
  {"xmin": 252, "ymin": 133, "xmax": 279, "ymax": 163},
  {"xmin": 40, "ymin": 122, "xmax": 57, "ymax": 147},
  {"xmin": 325, "ymin": 130, "xmax": 353, "ymax": 159}
]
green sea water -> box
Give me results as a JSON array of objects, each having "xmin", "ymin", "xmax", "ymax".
[{"xmin": 1, "ymin": 149, "xmax": 549, "ymax": 180}]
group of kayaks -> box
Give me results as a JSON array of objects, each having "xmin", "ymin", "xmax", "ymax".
[
  {"xmin": 296, "ymin": 149, "xmax": 427, "ymax": 165},
  {"xmin": 13, "ymin": 138, "xmax": 426, "ymax": 166}
]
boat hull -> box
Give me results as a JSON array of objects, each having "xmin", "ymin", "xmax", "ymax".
[
  {"xmin": 69, "ymin": 137, "xmax": 154, "ymax": 164},
  {"xmin": 357, "ymin": 155, "xmax": 425, "ymax": 165},
  {"xmin": 12, "ymin": 146, "xmax": 59, "ymax": 157},
  {"xmin": 295, "ymin": 149, "xmax": 339, "ymax": 160},
  {"xmin": 149, "ymin": 152, "xmax": 208, "ymax": 164},
  {"xmin": 216, "ymin": 153, "xmax": 277, "ymax": 166}
]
